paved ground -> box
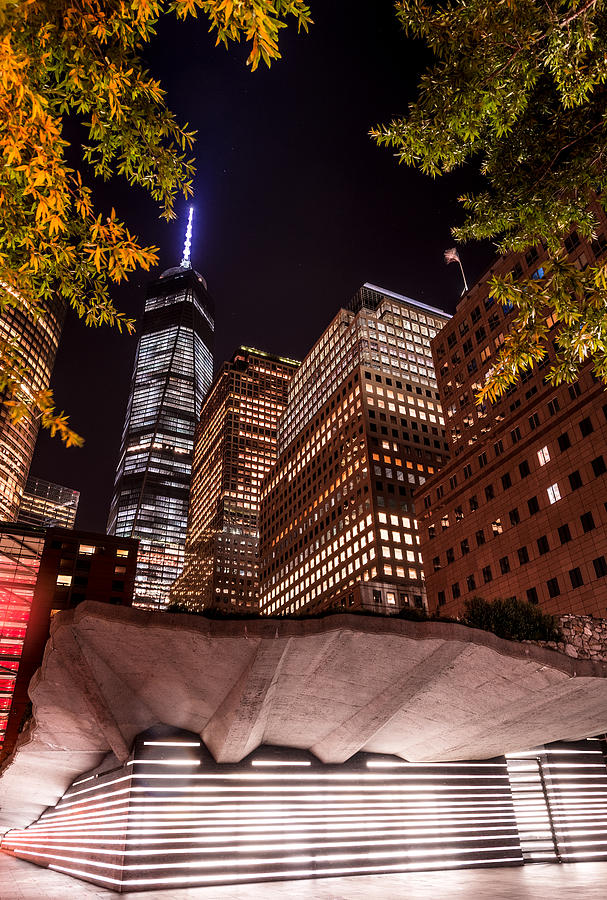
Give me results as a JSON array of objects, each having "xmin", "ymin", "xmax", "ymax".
[{"xmin": 1, "ymin": 855, "xmax": 607, "ymax": 899}]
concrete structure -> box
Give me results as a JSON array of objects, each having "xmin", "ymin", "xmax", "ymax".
[
  {"xmin": 417, "ymin": 203, "xmax": 607, "ymax": 617},
  {"xmin": 259, "ymin": 284, "xmax": 451, "ymax": 617},
  {"xmin": 2, "ymin": 601, "xmax": 607, "ymax": 840},
  {"xmin": 108, "ymin": 212, "xmax": 214, "ymax": 609},
  {"xmin": 0, "ymin": 295, "xmax": 65, "ymax": 521},
  {"xmin": 0, "ymin": 526, "xmax": 137, "ymax": 764},
  {"xmin": 171, "ymin": 347, "xmax": 298, "ymax": 611},
  {"xmin": 17, "ymin": 476, "xmax": 79, "ymax": 529}
]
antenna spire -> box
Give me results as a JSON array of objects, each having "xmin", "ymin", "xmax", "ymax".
[{"xmin": 181, "ymin": 206, "xmax": 193, "ymax": 269}]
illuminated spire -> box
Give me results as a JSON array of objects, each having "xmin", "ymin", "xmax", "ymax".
[{"xmin": 180, "ymin": 206, "xmax": 194, "ymax": 269}]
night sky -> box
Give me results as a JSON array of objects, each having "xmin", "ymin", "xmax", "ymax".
[{"xmin": 30, "ymin": 0, "xmax": 495, "ymax": 532}]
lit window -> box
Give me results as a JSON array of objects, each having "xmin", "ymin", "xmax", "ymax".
[
  {"xmin": 537, "ymin": 446, "xmax": 550, "ymax": 466},
  {"xmin": 79, "ymin": 544, "xmax": 95, "ymax": 556},
  {"xmin": 116, "ymin": 548, "xmax": 129, "ymax": 558},
  {"xmin": 547, "ymin": 483, "xmax": 561, "ymax": 504},
  {"xmin": 56, "ymin": 574, "xmax": 72, "ymax": 587}
]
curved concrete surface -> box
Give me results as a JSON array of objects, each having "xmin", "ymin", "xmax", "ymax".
[{"xmin": 2, "ymin": 601, "xmax": 607, "ymax": 834}]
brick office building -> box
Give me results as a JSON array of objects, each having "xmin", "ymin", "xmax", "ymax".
[
  {"xmin": 417, "ymin": 208, "xmax": 607, "ymax": 617},
  {"xmin": 259, "ymin": 284, "xmax": 450, "ymax": 616}
]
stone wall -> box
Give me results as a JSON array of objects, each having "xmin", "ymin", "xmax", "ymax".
[{"xmin": 538, "ymin": 615, "xmax": 607, "ymax": 660}]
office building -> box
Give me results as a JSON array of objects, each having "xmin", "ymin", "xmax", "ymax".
[
  {"xmin": 0, "ymin": 296, "xmax": 65, "ymax": 521},
  {"xmin": 16, "ymin": 476, "xmax": 79, "ymax": 529},
  {"xmin": 259, "ymin": 283, "xmax": 450, "ymax": 616},
  {"xmin": 107, "ymin": 211, "xmax": 214, "ymax": 608},
  {"xmin": 171, "ymin": 347, "xmax": 299, "ymax": 611},
  {"xmin": 0, "ymin": 524, "xmax": 137, "ymax": 762},
  {"xmin": 417, "ymin": 207, "xmax": 607, "ymax": 617}
]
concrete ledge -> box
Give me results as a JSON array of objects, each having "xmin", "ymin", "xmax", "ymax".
[{"xmin": 2, "ymin": 601, "xmax": 607, "ymax": 834}]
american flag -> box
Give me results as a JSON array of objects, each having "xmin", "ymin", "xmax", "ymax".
[{"xmin": 444, "ymin": 247, "xmax": 461, "ymax": 265}]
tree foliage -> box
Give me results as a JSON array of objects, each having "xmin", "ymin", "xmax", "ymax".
[
  {"xmin": 0, "ymin": 0, "xmax": 311, "ymax": 444},
  {"xmin": 462, "ymin": 596, "xmax": 562, "ymax": 642},
  {"xmin": 372, "ymin": 0, "xmax": 607, "ymax": 397}
]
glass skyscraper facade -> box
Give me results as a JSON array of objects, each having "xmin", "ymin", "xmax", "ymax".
[
  {"xmin": 108, "ymin": 256, "xmax": 214, "ymax": 609},
  {"xmin": 171, "ymin": 346, "xmax": 298, "ymax": 611},
  {"xmin": 17, "ymin": 476, "xmax": 79, "ymax": 529},
  {"xmin": 0, "ymin": 297, "xmax": 65, "ymax": 521}
]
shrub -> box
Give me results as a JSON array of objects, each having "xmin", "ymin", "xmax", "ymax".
[{"xmin": 462, "ymin": 596, "xmax": 562, "ymax": 642}]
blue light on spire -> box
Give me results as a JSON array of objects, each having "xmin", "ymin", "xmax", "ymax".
[{"xmin": 181, "ymin": 206, "xmax": 194, "ymax": 269}]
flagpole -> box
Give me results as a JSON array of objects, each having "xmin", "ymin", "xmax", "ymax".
[{"xmin": 458, "ymin": 258, "xmax": 469, "ymax": 293}]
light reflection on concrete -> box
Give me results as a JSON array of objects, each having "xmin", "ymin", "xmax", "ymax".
[{"xmin": 2, "ymin": 854, "xmax": 607, "ymax": 900}]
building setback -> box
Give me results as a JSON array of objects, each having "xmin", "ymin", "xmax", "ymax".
[
  {"xmin": 171, "ymin": 347, "xmax": 299, "ymax": 611},
  {"xmin": 0, "ymin": 524, "xmax": 137, "ymax": 762},
  {"xmin": 259, "ymin": 283, "xmax": 450, "ymax": 616},
  {"xmin": 16, "ymin": 476, "xmax": 79, "ymax": 529},
  {"xmin": 107, "ymin": 216, "xmax": 214, "ymax": 609},
  {"xmin": 417, "ymin": 204, "xmax": 607, "ymax": 617},
  {"xmin": 0, "ymin": 296, "xmax": 65, "ymax": 522}
]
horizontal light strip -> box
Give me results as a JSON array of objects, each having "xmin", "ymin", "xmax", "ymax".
[
  {"xmin": 17, "ymin": 842, "xmax": 523, "ymax": 872},
  {"xmin": 251, "ymin": 761, "xmax": 311, "ymax": 767},
  {"xmin": 48, "ymin": 855, "xmax": 524, "ymax": 888},
  {"xmin": 128, "ymin": 760, "xmax": 201, "ymax": 767},
  {"xmin": 143, "ymin": 742, "xmax": 201, "ymax": 747}
]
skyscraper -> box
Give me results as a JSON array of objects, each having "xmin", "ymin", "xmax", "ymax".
[
  {"xmin": 417, "ymin": 208, "xmax": 607, "ymax": 618},
  {"xmin": 17, "ymin": 476, "xmax": 79, "ymax": 529},
  {"xmin": 171, "ymin": 346, "xmax": 299, "ymax": 611},
  {"xmin": 259, "ymin": 283, "xmax": 450, "ymax": 616},
  {"xmin": 108, "ymin": 211, "xmax": 214, "ymax": 608},
  {"xmin": 0, "ymin": 295, "xmax": 65, "ymax": 521}
]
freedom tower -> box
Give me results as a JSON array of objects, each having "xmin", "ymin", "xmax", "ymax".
[{"xmin": 108, "ymin": 210, "xmax": 214, "ymax": 607}]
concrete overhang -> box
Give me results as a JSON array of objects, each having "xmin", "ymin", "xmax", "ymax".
[{"xmin": 2, "ymin": 601, "xmax": 607, "ymax": 834}]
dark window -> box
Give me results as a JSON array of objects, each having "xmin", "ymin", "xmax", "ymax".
[
  {"xmin": 528, "ymin": 496, "xmax": 540, "ymax": 515},
  {"xmin": 432, "ymin": 556, "xmax": 441, "ymax": 572},
  {"xmin": 569, "ymin": 383, "xmax": 582, "ymax": 401},
  {"xmin": 482, "ymin": 565, "xmax": 493, "ymax": 584},
  {"xmin": 547, "ymin": 577, "xmax": 560, "ymax": 598},
  {"xmin": 569, "ymin": 567, "xmax": 584, "ymax": 589},
  {"xmin": 537, "ymin": 535, "xmax": 549, "ymax": 555},
  {"xmin": 501, "ymin": 473, "xmax": 512, "ymax": 490},
  {"xmin": 579, "ymin": 417, "xmax": 594, "ymax": 438},
  {"xmin": 475, "ymin": 326, "xmax": 486, "ymax": 343},
  {"xmin": 373, "ymin": 590, "xmax": 382, "ymax": 604},
  {"xmin": 111, "ymin": 580, "xmax": 125, "ymax": 592},
  {"xmin": 452, "ymin": 582, "xmax": 461, "ymax": 599},
  {"xmin": 469, "ymin": 495, "xmax": 479, "ymax": 512},
  {"xmin": 494, "ymin": 440, "xmax": 504, "ymax": 457},
  {"xmin": 475, "ymin": 529, "xmax": 486, "ymax": 547},
  {"xmin": 509, "ymin": 507, "xmax": 520, "ymax": 526},
  {"xmin": 471, "ymin": 305, "xmax": 481, "ymax": 324},
  {"xmin": 528, "ymin": 412, "xmax": 540, "ymax": 430},
  {"xmin": 449, "ymin": 475, "xmax": 458, "ymax": 490},
  {"xmin": 478, "ymin": 452, "xmax": 488, "ymax": 469},
  {"xmin": 519, "ymin": 460, "xmax": 530, "ymax": 479},
  {"xmin": 525, "ymin": 246, "xmax": 539, "ymax": 266},
  {"xmin": 428, "ymin": 525, "xmax": 436, "ymax": 541},
  {"xmin": 438, "ymin": 591, "xmax": 446, "ymax": 607},
  {"xmin": 568, "ymin": 470, "xmax": 583, "ymax": 491},
  {"xmin": 499, "ymin": 556, "xmax": 511, "ymax": 575},
  {"xmin": 564, "ymin": 230, "xmax": 580, "ymax": 253},
  {"xmin": 73, "ymin": 575, "xmax": 88, "ymax": 587},
  {"xmin": 463, "ymin": 337, "xmax": 473, "ymax": 355},
  {"xmin": 592, "ymin": 456, "xmax": 607, "ymax": 477},
  {"xmin": 548, "ymin": 397, "xmax": 560, "ymax": 416},
  {"xmin": 517, "ymin": 546, "xmax": 529, "ymax": 565},
  {"xmin": 511, "ymin": 427, "xmax": 521, "ymax": 445},
  {"xmin": 581, "ymin": 511, "xmax": 595, "ymax": 533},
  {"xmin": 463, "ymin": 463, "xmax": 472, "ymax": 480},
  {"xmin": 485, "ymin": 484, "xmax": 495, "ymax": 501},
  {"xmin": 557, "ymin": 431, "xmax": 571, "ymax": 452},
  {"xmin": 466, "ymin": 574, "xmax": 476, "ymax": 591},
  {"xmin": 460, "ymin": 538, "xmax": 470, "ymax": 555},
  {"xmin": 446, "ymin": 547, "xmax": 455, "ymax": 564},
  {"xmin": 526, "ymin": 587, "xmax": 539, "ymax": 605},
  {"xmin": 593, "ymin": 556, "xmax": 607, "ymax": 578},
  {"xmin": 558, "ymin": 523, "xmax": 572, "ymax": 544}
]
